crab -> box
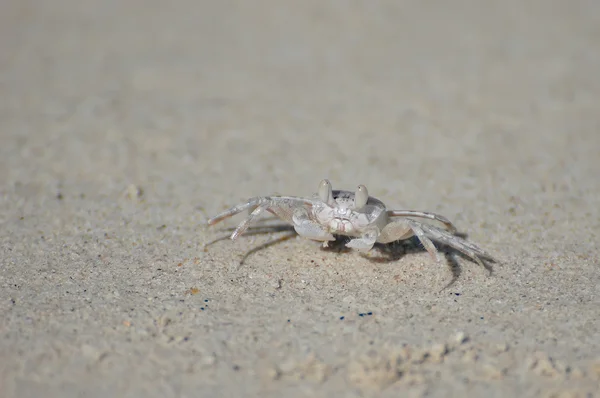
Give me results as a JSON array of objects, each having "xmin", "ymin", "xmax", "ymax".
[{"xmin": 206, "ymin": 179, "xmax": 494, "ymax": 267}]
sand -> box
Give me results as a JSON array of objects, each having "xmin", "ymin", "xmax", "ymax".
[{"xmin": 1, "ymin": 1, "xmax": 599, "ymax": 397}]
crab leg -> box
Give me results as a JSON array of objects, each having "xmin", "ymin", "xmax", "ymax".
[
  {"xmin": 405, "ymin": 219, "xmax": 444, "ymax": 263},
  {"xmin": 207, "ymin": 196, "xmax": 317, "ymax": 232},
  {"xmin": 230, "ymin": 203, "xmax": 270, "ymax": 239},
  {"xmin": 419, "ymin": 222, "xmax": 490, "ymax": 255},
  {"xmin": 417, "ymin": 222, "xmax": 491, "ymax": 268},
  {"xmin": 387, "ymin": 210, "xmax": 458, "ymax": 234},
  {"xmin": 207, "ymin": 198, "xmax": 260, "ymax": 226}
]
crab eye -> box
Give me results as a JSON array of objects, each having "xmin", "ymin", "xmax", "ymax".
[
  {"xmin": 318, "ymin": 179, "xmax": 333, "ymax": 203},
  {"xmin": 354, "ymin": 185, "xmax": 368, "ymax": 209}
]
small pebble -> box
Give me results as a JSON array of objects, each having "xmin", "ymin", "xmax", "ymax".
[{"xmin": 450, "ymin": 331, "xmax": 469, "ymax": 346}]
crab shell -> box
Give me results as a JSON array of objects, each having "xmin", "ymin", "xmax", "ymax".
[{"xmin": 310, "ymin": 180, "xmax": 387, "ymax": 238}]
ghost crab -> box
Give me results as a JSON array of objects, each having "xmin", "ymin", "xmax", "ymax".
[{"xmin": 206, "ymin": 180, "xmax": 493, "ymax": 267}]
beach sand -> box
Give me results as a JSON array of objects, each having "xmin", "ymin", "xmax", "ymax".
[{"xmin": 1, "ymin": 1, "xmax": 599, "ymax": 396}]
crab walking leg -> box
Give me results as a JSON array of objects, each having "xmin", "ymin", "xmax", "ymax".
[
  {"xmin": 422, "ymin": 222, "xmax": 490, "ymax": 257},
  {"xmin": 207, "ymin": 198, "xmax": 264, "ymax": 226},
  {"xmin": 417, "ymin": 223, "xmax": 488, "ymax": 268},
  {"xmin": 206, "ymin": 196, "xmax": 317, "ymax": 226},
  {"xmin": 387, "ymin": 210, "xmax": 458, "ymax": 234},
  {"xmin": 405, "ymin": 219, "xmax": 444, "ymax": 264},
  {"xmin": 230, "ymin": 203, "xmax": 269, "ymax": 240}
]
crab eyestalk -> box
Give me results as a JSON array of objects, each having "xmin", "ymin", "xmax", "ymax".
[
  {"xmin": 354, "ymin": 185, "xmax": 368, "ymax": 209},
  {"xmin": 318, "ymin": 179, "xmax": 333, "ymax": 204}
]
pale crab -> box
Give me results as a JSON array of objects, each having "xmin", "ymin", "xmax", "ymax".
[{"xmin": 206, "ymin": 180, "xmax": 494, "ymax": 268}]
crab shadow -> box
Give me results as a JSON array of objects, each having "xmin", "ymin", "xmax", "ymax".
[
  {"xmin": 204, "ymin": 223, "xmax": 298, "ymax": 266},
  {"xmin": 321, "ymin": 234, "xmax": 494, "ymax": 289},
  {"xmin": 206, "ymin": 221, "xmax": 495, "ymax": 287}
]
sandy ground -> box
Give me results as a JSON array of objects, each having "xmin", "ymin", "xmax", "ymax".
[{"xmin": 1, "ymin": 1, "xmax": 600, "ymax": 397}]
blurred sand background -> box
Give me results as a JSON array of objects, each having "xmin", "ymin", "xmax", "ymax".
[{"xmin": 1, "ymin": 1, "xmax": 599, "ymax": 397}]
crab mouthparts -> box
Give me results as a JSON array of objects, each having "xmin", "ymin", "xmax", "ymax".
[{"xmin": 329, "ymin": 218, "xmax": 354, "ymax": 234}]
